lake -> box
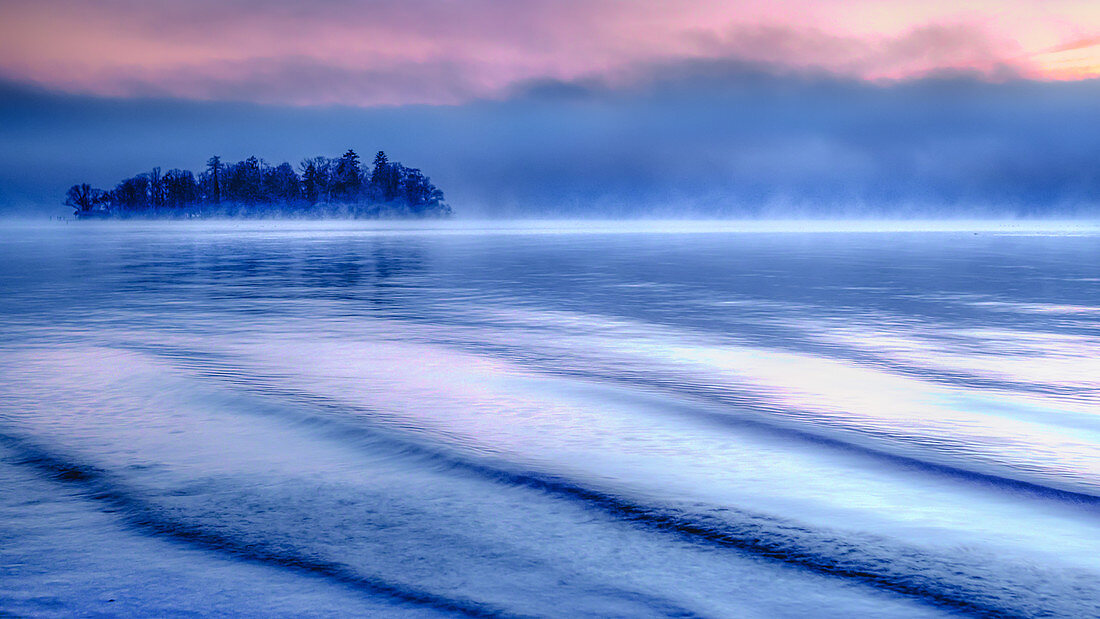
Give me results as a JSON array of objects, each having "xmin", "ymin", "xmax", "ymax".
[{"xmin": 1, "ymin": 220, "xmax": 1098, "ymax": 617}]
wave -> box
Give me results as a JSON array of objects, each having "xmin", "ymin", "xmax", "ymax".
[
  {"xmin": 402, "ymin": 332, "xmax": 1100, "ymax": 502},
  {"xmin": 126, "ymin": 339, "xmax": 1100, "ymax": 507},
  {"xmin": 559, "ymin": 365, "xmax": 1100, "ymax": 504},
  {"xmin": 96, "ymin": 342, "xmax": 1100, "ymax": 617},
  {"xmin": 0, "ymin": 431, "xmax": 516, "ymax": 618}
]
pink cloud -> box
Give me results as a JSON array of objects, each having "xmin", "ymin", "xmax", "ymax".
[
  {"xmin": 0, "ymin": 0, "xmax": 1097, "ymax": 106},
  {"xmin": 1045, "ymin": 36, "xmax": 1100, "ymax": 54}
]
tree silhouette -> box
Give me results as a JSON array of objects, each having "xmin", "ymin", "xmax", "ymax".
[
  {"xmin": 65, "ymin": 183, "xmax": 107, "ymax": 214},
  {"xmin": 299, "ymin": 156, "xmax": 330, "ymax": 204},
  {"xmin": 66, "ymin": 148, "xmax": 451, "ymax": 218},
  {"xmin": 204, "ymin": 156, "xmax": 224, "ymax": 204},
  {"xmin": 331, "ymin": 149, "xmax": 362, "ymax": 202}
]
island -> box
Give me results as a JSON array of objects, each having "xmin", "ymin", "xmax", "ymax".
[{"xmin": 64, "ymin": 149, "xmax": 451, "ymax": 219}]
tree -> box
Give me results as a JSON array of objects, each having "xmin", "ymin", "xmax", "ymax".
[
  {"xmin": 394, "ymin": 167, "xmax": 449, "ymax": 215},
  {"xmin": 163, "ymin": 169, "xmax": 199, "ymax": 208},
  {"xmin": 369, "ymin": 150, "xmax": 402, "ymax": 202},
  {"xmin": 148, "ymin": 167, "xmax": 165, "ymax": 209},
  {"xmin": 401, "ymin": 168, "xmax": 432, "ymax": 211},
  {"xmin": 204, "ymin": 156, "xmax": 224, "ymax": 204},
  {"xmin": 300, "ymin": 156, "xmax": 331, "ymax": 204},
  {"xmin": 263, "ymin": 162, "xmax": 302, "ymax": 203},
  {"xmin": 63, "ymin": 148, "xmax": 452, "ymax": 218},
  {"xmin": 370, "ymin": 151, "xmax": 389, "ymax": 185},
  {"xmin": 224, "ymin": 156, "xmax": 264, "ymax": 203},
  {"xmin": 331, "ymin": 149, "xmax": 362, "ymax": 202},
  {"xmin": 65, "ymin": 183, "xmax": 107, "ymax": 214},
  {"xmin": 113, "ymin": 175, "xmax": 150, "ymax": 210}
]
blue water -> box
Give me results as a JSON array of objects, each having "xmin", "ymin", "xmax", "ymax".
[{"xmin": 1, "ymin": 220, "xmax": 1098, "ymax": 617}]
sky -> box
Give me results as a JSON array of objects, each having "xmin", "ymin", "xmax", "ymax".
[{"xmin": 1, "ymin": 0, "xmax": 1099, "ymax": 216}]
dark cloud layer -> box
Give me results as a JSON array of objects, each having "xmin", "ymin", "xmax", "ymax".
[{"xmin": 2, "ymin": 65, "xmax": 1099, "ymax": 217}]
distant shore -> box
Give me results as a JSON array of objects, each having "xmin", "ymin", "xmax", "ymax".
[
  {"xmin": 66, "ymin": 149, "xmax": 452, "ymax": 220},
  {"xmin": 71, "ymin": 204, "xmax": 453, "ymax": 220}
]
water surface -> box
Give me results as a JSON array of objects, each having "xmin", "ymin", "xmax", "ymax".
[{"xmin": 2, "ymin": 220, "xmax": 1099, "ymax": 617}]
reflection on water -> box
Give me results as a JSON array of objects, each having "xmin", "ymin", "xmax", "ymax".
[{"xmin": 1, "ymin": 221, "xmax": 1099, "ymax": 617}]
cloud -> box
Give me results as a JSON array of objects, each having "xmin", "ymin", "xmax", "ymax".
[
  {"xmin": 2, "ymin": 64, "xmax": 1100, "ymax": 217},
  {"xmin": 2, "ymin": 0, "xmax": 1098, "ymax": 106},
  {"xmin": 1043, "ymin": 36, "xmax": 1100, "ymax": 55},
  {"xmin": 97, "ymin": 56, "xmax": 488, "ymax": 107},
  {"xmin": 681, "ymin": 22, "xmax": 1026, "ymax": 81}
]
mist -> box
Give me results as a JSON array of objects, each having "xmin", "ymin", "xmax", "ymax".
[{"xmin": 3, "ymin": 64, "xmax": 1100, "ymax": 217}]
